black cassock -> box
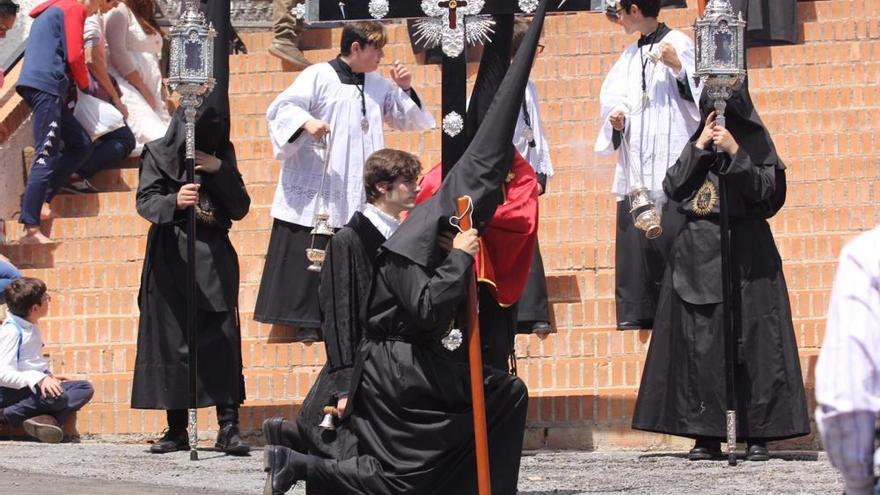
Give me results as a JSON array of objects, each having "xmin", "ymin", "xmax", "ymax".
[
  {"xmin": 131, "ymin": 118, "xmax": 250, "ymax": 410},
  {"xmin": 631, "ymin": 86, "xmax": 810, "ymax": 442},
  {"xmin": 304, "ymin": 250, "xmax": 528, "ymax": 495},
  {"xmin": 291, "ymin": 4, "xmax": 546, "ymax": 492},
  {"xmin": 731, "ymin": 0, "xmax": 799, "ymax": 46},
  {"xmin": 297, "ymin": 211, "xmax": 385, "ymax": 459}
]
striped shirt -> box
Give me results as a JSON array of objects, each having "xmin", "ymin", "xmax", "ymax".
[{"xmin": 815, "ymin": 226, "xmax": 880, "ymax": 495}]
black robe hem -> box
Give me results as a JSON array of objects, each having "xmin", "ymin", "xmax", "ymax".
[
  {"xmin": 631, "ymin": 424, "xmax": 810, "ymax": 443},
  {"xmin": 251, "ymin": 314, "xmax": 321, "ymax": 328}
]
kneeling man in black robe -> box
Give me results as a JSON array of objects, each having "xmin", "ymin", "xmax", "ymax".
[
  {"xmin": 262, "ymin": 148, "xmax": 423, "ymax": 463},
  {"xmin": 261, "ymin": 1, "xmax": 553, "ymax": 492},
  {"xmin": 631, "ymin": 81, "xmax": 810, "ymax": 461}
]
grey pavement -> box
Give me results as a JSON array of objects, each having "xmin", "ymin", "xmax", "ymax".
[{"xmin": 0, "ymin": 441, "xmax": 844, "ymax": 494}]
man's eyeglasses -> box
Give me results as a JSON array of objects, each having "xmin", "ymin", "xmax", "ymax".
[
  {"xmin": 605, "ymin": 1, "xmax": 625, "ymax": 20},
  {"xmin": 537, "ymin": 44, "xmax": 545, "ymax": 54}
]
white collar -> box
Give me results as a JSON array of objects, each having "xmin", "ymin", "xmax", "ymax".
[
  {"xmin": 5, "ymin": 313, "xmax": 34, "ymax": 331},
  {"xmin": 362, "ymin": 203, "xmax": 401, "ymax": 239}
]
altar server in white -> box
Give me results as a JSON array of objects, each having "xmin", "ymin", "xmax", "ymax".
[
  {"xmin": 255, "ymin": 21, "xmax": 435, "ymax": 342},
  {"xmin": 594, "ymin": 0, "xmax": 701, "ymax": 331}
]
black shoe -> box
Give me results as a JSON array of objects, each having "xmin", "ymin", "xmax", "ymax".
[
  {"xmin": 262, "ymin": 416, "xmax": 284, "ymax": 446},
  {"xmin": 293, "ymin": 327, "xmax": 320, "ymax": 343},
  {"xmin": 60, "ymin": 174, "xmax": 100, "ymax": 194},
  {"xmin": 263, "ymin": 445, "xmax": 306, "ymax": 495},
  {"xmin": 617, "ymin": 320, "xmax": 653, "ymax": 330},
  {"xmin": 216, "ymin": 424, "xmax": 251, "ymax": 456},
  {"xmin": 530, "ymin": 321, "xmax": 553, "ymax": 335},
  {"xmin": 150, "ymin": 429, "xmax": 189, "ymax": 454},
  {"xmin": 746, "ymin": 442, "xmax": 770, "ymax": 461},
  {"xmin": 688, "ymin": 439, "xmax": 722, "ymax": 461}
]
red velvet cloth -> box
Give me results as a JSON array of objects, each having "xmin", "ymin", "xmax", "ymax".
[{"xmin": 416, "ymin": 150, "xmax": 538, "ymax": 306}]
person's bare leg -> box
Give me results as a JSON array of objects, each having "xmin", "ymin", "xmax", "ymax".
[{"xmin": 40, "ymin": 203, "xmax": 57, "ymax": 222}]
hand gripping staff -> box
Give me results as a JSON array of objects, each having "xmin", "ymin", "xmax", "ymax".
[{"xmin": 453, "ymin": 195, "xmax": 492, "ymax": 495}]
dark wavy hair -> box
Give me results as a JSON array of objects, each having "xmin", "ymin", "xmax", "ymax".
[
  {"xmin": 122, "ymin": 0, "xmax": 161, "ymax": 36},
  {"xmin": 340, "ymin": 21, "xmax": 387, "ymax": 55},
  {"xmin": 0, "ymin": 0, "xmax": 20, "ymax": 17},
  {"xmin": 363, "ymin": 149, "xmax": 422, "ymax": 203},
  {"xmin": 621, "ymin": 0, "xmax": 661, "ymax": 18},
  {"xmin": 4, "ymin": 277, "xmax": 47, "ymax": 318}
]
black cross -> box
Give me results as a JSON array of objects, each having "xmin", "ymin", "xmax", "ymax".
[
  {"xmin": 304, "ymin": 0, "xmax": 594, "ymax": 173},
  {"xmin": 438, "ymin": 0, "xmax": 468, "ymax": 29}
]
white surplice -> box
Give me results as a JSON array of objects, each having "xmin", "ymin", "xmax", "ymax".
[
  {"xmin": 514, "ymin": 80, "xmax": 554, "ymax": 178},
  {"xmin": 594, "ymin": 29, "xmax": 702, "ymax": 204},
  {"xmin": 266, "ymin": 62, "xmax": 436, "ymax": 229}
]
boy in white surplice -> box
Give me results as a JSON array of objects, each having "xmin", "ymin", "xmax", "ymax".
[
  {"xmin": 255, "ymin": 21, "xmax": 435, "ymax": 341},
  {"xmin": 594, "ymin": 0, "xmax": 702, "ymax": 331}
]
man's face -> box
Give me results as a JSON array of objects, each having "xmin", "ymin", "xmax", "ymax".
[
  {"xmin": 384, "ymin": 176, "xmax": 420, "ymax": 214},
  {"xmin": 617, "ymin": 5, "xmax": 641, "ymax": 35},
  {"xmin": 349, "ymin": 42, "xmax": 384, "ymax": 73},
  {"xmin": 0, "ymin": 14, "xmax": 15, "ymax": 39},
  {"xmin": 32, "ymin": 292, "xmax": 51, "ymax": 320}
]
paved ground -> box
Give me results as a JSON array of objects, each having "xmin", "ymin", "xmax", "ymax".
[{"xmin": 0, "ymin": 441, "xmax": 843, "ymax": 494}]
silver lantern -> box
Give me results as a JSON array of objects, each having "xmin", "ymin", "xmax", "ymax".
[
  {"xmin": 167, "ymin": 0, "xmax": 216, "ymax": 161},
  {"xmin": 694, "ymin": 0, "xmax": 747, "ymax": 468},
  {"xmin": 694, "ymin": 0, "xmax": 746, "ymax": 127},
  {"xmin": 165, "ymin": 0, "xmax": 215, "ymax": 462}
]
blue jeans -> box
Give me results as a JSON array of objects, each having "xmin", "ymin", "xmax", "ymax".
[
  {"xmin": 76, "ymin": 125, "xmax": 135, "ymax": 179},
  {"xmin": 0, "ymin": 380, "xmax": 94, "ymax": 426},
  {"xmin": 18, "ymin": 86, "xmax": 93, "ymax": 226},
  {"xmin": 0, "ymin": 260, "xmax": 22, "ymax": 304}
]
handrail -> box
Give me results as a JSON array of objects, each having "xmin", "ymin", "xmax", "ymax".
[{"xmin": 1, "ymin": 42, "xmax": 25, "ymax": 78}]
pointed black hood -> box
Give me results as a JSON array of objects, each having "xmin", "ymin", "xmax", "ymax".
[
  {"xmin": 464, "ymin": 14, "xmax": 514, "ymax": 146},
  {"xmin": 382, "ymin": 0, "xmax": 550, "ymax": 268},
  {"xmin": 141, "ymin": 0, "xmax": 235, "ymax": 180},
  {"xmin": 694, "ymin": 76, "xmax": 783, "ymax": 169}
]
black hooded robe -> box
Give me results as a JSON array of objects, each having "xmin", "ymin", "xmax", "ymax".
[
  {"xmin": 131, "ymin": 126, "xmax": 251, "ymax": 410},
  {"xmin": 296, "ymin": 211, "xmax": 385, "ymax": 460},
  {"xmin": 302, "ymin": 251, "xmax": 528, "ymax": 495},
  {"xmin": 631, "ymin": 86, "xmax": 810, "ymax": 442},
  {"xmin": 731, "ymin": 0, "xmax": 799, "ymax": 47},
  {"xmin": 131, "ymin": 0, "xmax": 250, "ymax": 411},
  {"xmin": 286, "ymin": 2, "xmax": 551, "ymax": 492}
]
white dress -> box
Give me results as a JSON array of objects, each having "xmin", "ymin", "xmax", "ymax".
[{"xmin": 103, "ymin": 3, "xmax": 171, "ymax": 151}]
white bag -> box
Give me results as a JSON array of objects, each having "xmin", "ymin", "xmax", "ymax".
[{"xmin": 72, "ymin": 89, "xmax": 126, "ymax": 141}]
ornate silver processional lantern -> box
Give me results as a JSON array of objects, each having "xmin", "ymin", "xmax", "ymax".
[
  {"xmin": 694, "ymin": 0, "xmax": 746, "ymax": 128},
  {"xmin": 166, "ymin": 0, "xmax": 216, "ymax": 462},
  {"xmin": 694, "ymin": 0, "xmax": 746, "ymax": 468},
  {"xmin": 167, "ymin": 0, "xmax": 217, "ymax": 159}
]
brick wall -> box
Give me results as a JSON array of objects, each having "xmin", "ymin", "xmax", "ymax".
[{"xmin": 1, "ymin": 0, "xmax": 877, "ymax": 450}]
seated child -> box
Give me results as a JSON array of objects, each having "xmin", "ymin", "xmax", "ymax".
[{"xmin": 0, "ymin": 277, "xmax": 93, "ymax": 442}]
